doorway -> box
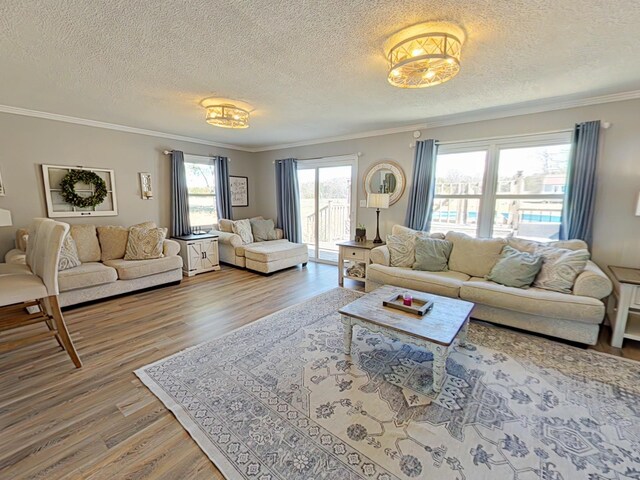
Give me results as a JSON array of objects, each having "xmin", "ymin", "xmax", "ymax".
[{"xmin": 297, "ymin": 155, "xmax": 358, "ymax": 263}]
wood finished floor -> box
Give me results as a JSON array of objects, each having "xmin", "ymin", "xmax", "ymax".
[{"xmin": 0, "ymin": 262, "xmax": 638, "ymax": 479}]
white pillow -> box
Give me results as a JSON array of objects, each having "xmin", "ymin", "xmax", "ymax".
[{"xmin": 232, "ymin": 219, "xmax": 254, "ymax": 244}]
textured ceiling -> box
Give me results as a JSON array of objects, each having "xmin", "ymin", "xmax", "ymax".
[{"xmin": 1, "ymin": 0, "xmax": 640, "ymax": 149}]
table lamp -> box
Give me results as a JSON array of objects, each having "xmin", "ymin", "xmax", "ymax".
[
  {"xmin": 367, "ymin": 193, "xmax": 389, "ymax": 243},
  {"xmin": 0, "ymin": 208, "xmax": 11, "ymax": 227}
]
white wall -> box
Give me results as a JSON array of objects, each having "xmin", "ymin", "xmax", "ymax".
[
  {"xmin": 0, "ymin": 113, "xmax": 259, "ymax": 257},
  {"xmin": 254, "ymin": 99, "xmax": 640, "ymax": 269}
]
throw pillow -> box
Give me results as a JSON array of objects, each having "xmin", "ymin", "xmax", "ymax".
[
  {"xmin": 487, "ymin": 245, "xmax": 543, "ymax": 288},
  {"xmin": 533, "ymin": 246, "xmax": 590, "ymax": 293},
  {"xmin": 124, "ymin": 226, "xmax": 166, "ymax": 260},
  {"xmin": 250, "ymin": 218, "xmax": 277, "ymax": 242},
  {"xmin": 97, "ymin": 225, "xmax": 129, "ymax": 261},
  {"xmin": 232, "ymin": 219, "xmax": 254, "ymax": 244},
  {"xmin": 58, "ymin": 234, "xmax": 82, "ymax": 271},
  {"xmin": 70, "ymin": 224, "xmax": 101, "ymax": 262},
  {"xmin": 386, "ymin": 233, "xmax": 416, "ymax": 268},
  {"xmin": 218, "ymin": 219, "xmax": 235, "ymax": 233},
  {"xmin": 445, "ymin": 231, "xmax": 506, "ymax": 277},
  {"xmin": 413, "ymin": 237, "xmax": 452, "ymax": 272}
]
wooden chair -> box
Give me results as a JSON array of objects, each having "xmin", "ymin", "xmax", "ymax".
[{"xmin": 0, "ymin": 218, "xmax": 82, "ymax": 367}]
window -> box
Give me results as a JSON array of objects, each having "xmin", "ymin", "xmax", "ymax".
[
  {"xmin": 184, "ymin": 158, "xmax": 217, "ymax": 228},
  {"xmin": 431, "ymin": 133, "xmax": 571, "ymax": 241}
]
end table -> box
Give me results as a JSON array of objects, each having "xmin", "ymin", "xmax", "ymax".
[
  {"xmin": 607, "ymin": 266, "xmax": 640, "ymax": 348},
  {"xmin": 337, "ymin": 240, "xmax": 384, "ymax": 288}
]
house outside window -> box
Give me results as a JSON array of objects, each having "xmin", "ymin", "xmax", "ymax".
[
  {"xmin": 184, "ymin": 156, "xmax": 217, "ymax": 229},
  {"xmin": 430, "ymin": 132, "xmax": 571, "ymax": 241}
]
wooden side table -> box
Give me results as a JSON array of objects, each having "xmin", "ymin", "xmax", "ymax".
[
  {"xmin": 607, "ymin": 266, "xmax": 640, "ymax": 348},
  {"xmin": 337, "ymin": 240, "xmax": 384, "ymax": 288},
  {"xmin": 173, "ymin": 234, "xmax": 220, "ymax": 277}
]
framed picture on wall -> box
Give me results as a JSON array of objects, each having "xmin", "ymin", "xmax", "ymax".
[
  {"xmin": 0, "ymin": 168, "xmax": 5, "ymax": 196},
  {"xmin": 230, "ymin": 175, "xmax": 248, "ymax": 207},
  {"xmin": 42, "ymin": 164, "xmax": 118, "ymax": 217}
]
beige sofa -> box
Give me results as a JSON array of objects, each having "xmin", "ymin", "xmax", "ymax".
[
  {"xmin": 366, "ymin": 225, "xmax": 613, "ymax": 345},
  {"xmin": 5, "ymin": 223, "xmax": 183, "ymax": 307},
  {"xmin": 210, "ymin": 218, "xmax": 308, "ymax": 273}
]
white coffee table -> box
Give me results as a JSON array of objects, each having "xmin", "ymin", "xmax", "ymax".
[{"xmin": 338, "ymin": 285, "xmax": 474, "ymax": 393}]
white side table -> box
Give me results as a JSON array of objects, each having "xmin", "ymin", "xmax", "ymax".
[
  {"xmin": 173, "ymin": 234, "xmax": 220, "ymax": 277},
  {"xmin": 337, "ymin": 240, "xmax": 383, "ymax": 289},
  {"xmin": 607, "ymin": 266, "xmax": 640, "ymax": 348}
]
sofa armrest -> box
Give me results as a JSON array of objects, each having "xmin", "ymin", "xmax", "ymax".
[
  {"xmin": 5, "ymin": 248, "xmax": 26, "ymax": 265},
  {"xmin": 163, "ymin": 239, "xmax": 181, "ymax": 257},
  {"xmin": 275, "ymin": 228, "xmax": 284, "ymax": 240},
  {"xmin": 209, "ymin": 230, "xmax": 243, "ymax": 248},
  {"xmin": 370, "ymin": 246, "xmax": 390, "ymax": 266},
  {"xmin": 573, "ymin": 261, "xmax": 613, "ymax": 299}
]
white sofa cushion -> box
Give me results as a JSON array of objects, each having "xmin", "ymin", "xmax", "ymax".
[
  {"xmin": 367, "ymin": 264, "xmax": 469, "ymax": 298},
  {"xmin": 70, "ymin": 224, "xmax": 101, "ymax": 262},
  {"xmin": 244, "ymin": 241, "xmax": 308, "ymax": 263},
  {"xmin": 105, "ymin": 256, "xmax": 183, "ymax": 280},
  {"xmin": 58, "ymin": 262, "xmax": 118, "ymax": 292},
  {"xmin": 460, "ymin": 278, "xmax": 604, "ymax": 324},
  {"xmin": 235, "ymin": 239, "xmax": 290, "ymax": 257},
  {"xmin": 445, "ymin": 231, "xmax": 506, "ymax": 277}
]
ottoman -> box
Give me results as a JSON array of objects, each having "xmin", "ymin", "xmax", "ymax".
[{"xmin": 244, "ymin": 241, "xmax": 309, "ymax": 274}]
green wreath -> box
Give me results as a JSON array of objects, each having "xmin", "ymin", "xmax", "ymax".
[{"xmin": 60, "ymin": 169, "xmax": 108, "ymax": 208}]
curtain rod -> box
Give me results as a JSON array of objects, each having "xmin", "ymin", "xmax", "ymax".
[
  {"xmin": 163, "ymin": 150, "xmax": 231, "ymax": 161},
  {"xmin": 409, "ymin": 123, "xmax": 611, "ymax": 148},
  {"xmin": 272, "ymin": 152, "xmax": 362, "ymax": 164}
]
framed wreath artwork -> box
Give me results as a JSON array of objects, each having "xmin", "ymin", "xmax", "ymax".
[{"xmin": 42, "ymin": 165, "xmax": 118, "ymax": 217}]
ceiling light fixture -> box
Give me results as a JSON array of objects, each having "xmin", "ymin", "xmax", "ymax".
[
  {"xmin": 200, "ymin": 98, "xmax": 250, "ymax": 129},
  {"xmin": 384, "ymin": 22, "xmax": 465, "ymax": 88}
]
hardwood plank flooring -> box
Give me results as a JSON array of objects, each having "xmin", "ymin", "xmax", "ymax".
[{"xmin": 0, "ymin": 262, "xmax": 638, "ymax": 479}]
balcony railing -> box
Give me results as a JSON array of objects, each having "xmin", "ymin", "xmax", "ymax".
[{"xmin": 304, "ymin": 201, "xmax": 350, "ymax": 243}]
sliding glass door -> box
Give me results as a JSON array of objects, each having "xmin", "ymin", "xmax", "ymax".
[{"xmin": 297, "ymin": 156, "xmax": 358, "ymax": 264}]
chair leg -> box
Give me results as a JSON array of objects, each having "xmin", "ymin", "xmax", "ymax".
[
  {"xmin": 38, "ymin": 299, "xmax": 64, "ymax": 350},
  {"xmin": 48, "ymin": 295, "xmax": 82, "ymax": 368}
]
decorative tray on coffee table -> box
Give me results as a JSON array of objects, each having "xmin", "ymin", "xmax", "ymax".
[{"xmin": 383, "ymin": 294, "xmax": 433, "ymax": 316}]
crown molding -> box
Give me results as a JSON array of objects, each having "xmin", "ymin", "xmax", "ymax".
[
  {"xmin": 0, "ymin": 104, "xmax": 253, "ymax": 152},
  {"xmin": 2, "ymin": 89, "xmax": 639, "ymax": 154},
  {"xmin": 251, "ymin": 89, "xmax": 640, "ymax": 152}
]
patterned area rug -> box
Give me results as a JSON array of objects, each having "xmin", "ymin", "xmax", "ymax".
[{"xmin": 136, "ymin": 288, "xmax": 640, "ymax": 480}]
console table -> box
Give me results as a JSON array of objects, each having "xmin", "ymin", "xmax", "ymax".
[{"xmin": 607, "ymin": 266, "xmax": 640, "ymax": 348}]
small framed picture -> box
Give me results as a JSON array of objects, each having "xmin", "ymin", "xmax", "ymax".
[{"xmin": 230, "ymin": 176, "xmax": 248, "ymax": 207}]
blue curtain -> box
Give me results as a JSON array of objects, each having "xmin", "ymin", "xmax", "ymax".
[
  {"xmin": 275, "ymin": 158, "xmax": 301, "ymax": 243},
  {"xmin": 404, "ymin": 139, "xmax": 438, "ymax": 231},
  {"xmin": 213, "ymin": 156, "xmax": 233, "ymax": 220},
  {"xmin": 559, "ymin": 121, "xmax": 600, "ymax": 244},
  {"xmin": 170, "ymin": 151, "xmax": 192, "ymax": 237}
]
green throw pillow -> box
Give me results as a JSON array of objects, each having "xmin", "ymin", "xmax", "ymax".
[
  {"xmin": 250, "ymin": 218, "xmax": 277, "ymax": 242},
  {"xmin": 487, "ymin": 245, "xmax": 543, "ymax": 288},
  {"xmin": 412, "ymin": 237, "xmax": 452, "ymax": 272}
]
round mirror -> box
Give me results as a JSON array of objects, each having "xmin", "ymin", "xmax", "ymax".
[{"xmin": 364, "ymin": 161, "xmax": 405, "ymax": 205}]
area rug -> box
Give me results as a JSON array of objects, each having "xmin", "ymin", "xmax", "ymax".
[{"xmin": 136, "ymin": 288, "xmax": 640, "ymax": 480}]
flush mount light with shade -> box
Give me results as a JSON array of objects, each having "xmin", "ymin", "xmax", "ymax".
[
  {"xmin": 384, "ymin": 21, "xmax": 466, "ymax": 88},
  {"xmin": 199, "ymin": 97, "xmax": 251, "ymax": 129}
]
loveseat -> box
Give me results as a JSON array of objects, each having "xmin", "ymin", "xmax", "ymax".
[
  {"xmin": 5, "ymin": 223, "xmax": 183, "ymax": 307},
  {"xmin": 210, "ymin": 217, "xmax": 308, "ymax": 273},
  {"xmin": 365, "ymin": 225, "xmax": 613, "ymax": 345}
]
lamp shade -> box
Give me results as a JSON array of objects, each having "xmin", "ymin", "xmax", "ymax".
[
  {"xmin": 636, "ymin": 192, "xmax": 640, "ymax": 216},
  {"xmin": 0, "ymin": 208, "xmax": 12, "ymax": 227},
  {"xmin": 367, "ymin": 193, "xmax": 390, "ymax": 209}
]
